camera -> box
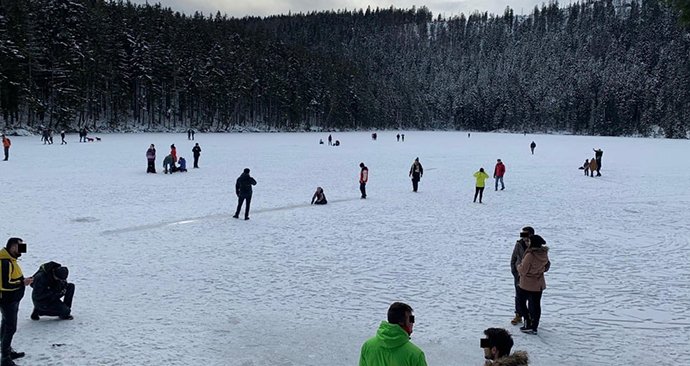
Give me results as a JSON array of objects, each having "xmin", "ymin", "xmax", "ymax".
[
  {"xmin": 17, "ymin": 243, "xmax": 27, "ymax": 253},
  {"xmin": 480, "ymin": 338, "xmax": 491, "ymax": 348},
  {"xmin": 519, "ymin": 232, "xmax": 529, "ymax": 238}
]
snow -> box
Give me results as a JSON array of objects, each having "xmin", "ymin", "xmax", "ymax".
[{"xmin": 1, "ymin": 131, "xmax": 689, "ymax": 365}]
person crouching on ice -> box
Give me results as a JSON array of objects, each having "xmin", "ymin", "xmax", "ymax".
[
  {"xmin": 178, "ymin": 157, "xmax": 188, "ymax": 172},
  {"xmin": 311, "ymin": 187, "xmax": 327, "ymax": 205},
  {"xmin": 30, "ymin": 262, "xmax": 74, "ymax": 320}
]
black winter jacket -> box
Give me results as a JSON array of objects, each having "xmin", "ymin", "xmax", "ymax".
[{"xmin": 236, "ymin": 173, "xmax": 257, "ymax": 197}]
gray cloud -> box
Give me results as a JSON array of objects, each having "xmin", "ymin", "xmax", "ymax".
[{"xmin": 130, "ymin": 0, "xmax": 574, "ymax": 18}]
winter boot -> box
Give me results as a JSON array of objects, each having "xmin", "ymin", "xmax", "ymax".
[
  {"xmin": 30, "ymin": 309, "xmax": 39, "ymax": 321},
  {"xmin": 510, "ymin": 313, "xmax": 522, "ymax": 325},
  {"xmin": 9, "ymin": 349, "xmax": 24, "ymax": 360}
]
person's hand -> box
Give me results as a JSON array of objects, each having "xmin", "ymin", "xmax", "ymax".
[{"xmin": 24, "ymin": 277, "xmax": 33, "ymax": 286}]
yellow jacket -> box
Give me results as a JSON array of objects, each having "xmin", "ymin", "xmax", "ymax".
[
  {"xmin": 0, "ymin": 248, "xmax": 25, "ymax": 302},
  {"xmin": 474, "ymin": 171, "xmax": 490, "ymax": 188}
]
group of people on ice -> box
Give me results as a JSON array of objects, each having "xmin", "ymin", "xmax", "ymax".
[
  {"xmin": 146, "ymin": 142, "xmax": 201, "ymax": 174},
  {"xmin": 359, "ymin": 226, "xmax": 549, "ymax": 366}
]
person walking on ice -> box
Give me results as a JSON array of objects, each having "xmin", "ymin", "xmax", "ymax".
[
  {"xmin": 473, "ymin": 168, "xmax": 489, "ymax": 203},
  {"xmin": 192, "ymin": 143, "xmax": 201, "ymax": 168},
  {"xmin": 493, "ymin": 159, "xmax": 506, "ymax": 191},
  {"xmin": 233, "ymin": 168, "xmax": 257, "ymax": 220},
  {"xmin": 2, "ymin": 135, "xmax": 11, "ymax": 161},
  {"xmin": 409, "ymin": 157, "xmax": 423, "ymax": 192},
  {"xmin": 530, "ymin": 141, "xmax": 536, "ymax": 155},
  {"xmin": 593, "ymin": 148, "xmax": 603, "ymax": 176}
]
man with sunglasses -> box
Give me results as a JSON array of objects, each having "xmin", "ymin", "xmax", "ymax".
[{"xmin": 359, "ymin": 302, "xmax": 427, "ymax": 366}]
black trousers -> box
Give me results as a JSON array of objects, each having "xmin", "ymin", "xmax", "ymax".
[
  {"xmin": 235, "ymin": 195, "xmax": 252, "ymax": 218},
  {"xmin": 412, "ymin": 179, "xmax": 419, "ymax": 192},
  {"xmin": 193, "ymin": 155, "xmax": 200, "ymax": 168},
  {"xmin": 596, "ymin": 158, "xmax": 602, "ymax": 176},
  {"xmin": 0, "ymin": 301, "xmax": 19, "ymax": 361},
  {"xmin": 34, "ymin": 283, "xmax": 75, "ymax": 318},
  {"xmin": 147, "ymin": 160, "xmax": 156, "ymax": 173},
  {"xmin": 2, "ymin": 147, "xmax": 8, "ymax": 160},
  {"xmin": 359, "ymin": 183, "xmax": 367, "ymax": 198},
  {"xmin": 473, "ymin": 187, "xmax": 485, "ymax": 202},
  {"xmin": 516, "ymin": 287, "xmax": 543, "ymax": 331}
]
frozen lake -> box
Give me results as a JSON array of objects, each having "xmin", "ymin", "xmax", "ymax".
[{"xmin": 1, "ymin": 131, "xmax": 689, "ymax": 365}]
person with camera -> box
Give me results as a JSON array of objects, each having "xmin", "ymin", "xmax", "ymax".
[
  {"xmin": 480, "ymin": 328, "xmax": 529, "ymax": 365},
  {"xmin": 0, "ymin": 238, "xmax": 32, "ymax": 366},
  {"xmin": 516, "ymin": 234, "xmax": 550, "ymax": 335},
  {"xmin": 30, "ymin": 261, "xmax": 75, "ymax": 321},
  {"xmin": 359, "ymin": 302, "xmax": 427, "ymax": 366},
  {"xmin": 509, "ymin": 227, "xmax": 535, "ymax": 325}
]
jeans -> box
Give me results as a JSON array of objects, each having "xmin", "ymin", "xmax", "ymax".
[
  {"xmin": 495, "ymin": 176, "xmax": 504, "ymax": 190},
  {"xmin": 0, "ymin": 301, "xmax": 19, "ymax": 361},
  {"xmin": 359, "ymin": 183, "xmax": 367, "ymax": 198},
  {"xmin": 235, "ymin": 195, "xmax": 252, "ymax": 218},
  {"xmin": 516, "ymin": 287, "xmax": 543, "ymax": 330}
]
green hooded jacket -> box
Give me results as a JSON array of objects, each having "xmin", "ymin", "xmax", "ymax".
[{"xmin": 359, "ymin": 321, "xmax": 427, "ymax": 366}]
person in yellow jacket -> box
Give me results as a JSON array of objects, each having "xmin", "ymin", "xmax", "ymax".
[
  {"xmin": 0, "ymin": 238, "xmax": 32, "ymax": 366},
  {"xmin": 473, "ymin": 168, "xmax": 490, "ymax": 203},
  {"xmin": 359, "ymin": 302, "xmax": 427, "ymax": 366}
]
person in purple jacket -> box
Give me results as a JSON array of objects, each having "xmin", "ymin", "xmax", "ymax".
[{"xmin": 146, "ymin": 144, "xmax": 156, "ymax": 173}]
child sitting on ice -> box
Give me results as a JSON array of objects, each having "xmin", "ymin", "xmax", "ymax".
[{"xmin": 311, "ymin": 187, "xmax": 327, "ymax": 205}]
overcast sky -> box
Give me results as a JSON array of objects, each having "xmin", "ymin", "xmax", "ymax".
[{"xmin": 129, "ymin": 0, "xmax": 575, "ymax": 18}]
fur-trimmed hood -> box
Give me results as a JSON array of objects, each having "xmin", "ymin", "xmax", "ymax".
[{"xmin": 492, "ymin": 351, "xmax": 529, "ymax": 366}]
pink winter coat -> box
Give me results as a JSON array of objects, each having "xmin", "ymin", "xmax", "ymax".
[{"xmin": 518, "ymin": 247, "xmax": 550, "ymax": 292}]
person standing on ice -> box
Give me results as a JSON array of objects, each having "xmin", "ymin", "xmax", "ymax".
[
  {"xmin": 359, "ymin": 302, "xmax": 427, "ymax": 366},
  {"xmin": 60, "ymin": 130, "xmax": 66, "ymax": 145},
  {"xmin": 146, "ymin": 144, "xmax": 156, "ymax": 173},
  {"xmin": 530, "ymin": 141, "xmax": 536, "ymax": 155},
  {"xmin": 473, "ymin": 168, "xmax": 489, "ymax": 203},
  {"xmin": 170, "ymin": 144, "xmax": 178, "ymax": 170},
  {"xmin": 1, "ymin": 135, "xmax": 10, "ymax": 161},
  {"xmin": 396, "ymin": 133, "xmax": 400, "ymax": 142},
  {"xmin": 0, "ymin": 237, "xmax": 33, "ymax": 366},
  {"xmin": 192, "ymin": 143, "xmax": 201, "ymax": 168},
  {"xmin": 516, "ymin": 234, "xmax": 550, "ymax": 335},
  {"xmin": 593, "ymin": 148, "xmax": 603, "ymax": 176},
  {"xmin": 359, "ymin": 162, "xmax": 369, "ymax": 199},
  {"xmin": 233, "ymin": 168, "xmax": 257, "ymax": 220},
  {"xmin": 493, "ymin": 159, "xmax": 506, "ymax": 191},
  {"xmin": 510, "ymin": 226, "xmax": 535, "ymax": 326},
  {"xmin": 328, "ymin": 134, "xmax": 332, "ymax": 146},
  {"xmin": 409, "ymin": 157, "xmax": 423, "ymax": 192},
  {"xmin": 582, "ymin": 159, "xmax": 590, "ymax": 176}
]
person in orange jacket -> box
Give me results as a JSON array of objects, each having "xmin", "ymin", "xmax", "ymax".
[{"xmin": 2, "ymin": 135, "xmax": 10, "ymax": 161}]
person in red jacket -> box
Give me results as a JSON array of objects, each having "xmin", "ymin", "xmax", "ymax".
[
  {"xmin": 1, "ymin": 135, "xmax": 10, "ymax": 161},
  {"xmin": 170, "ymin": 144, "xmax": 177, "ymax": 169},
  {"xmin": 359, "ymin": 162, "xmax": 369, "ymax": 199},
  {"xmin": 493, "ymin": 159, "xmax": 506, "ymax": 191}
]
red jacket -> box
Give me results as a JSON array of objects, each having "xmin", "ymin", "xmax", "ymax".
[
  {"xmin": 359, "ymin": 167, "xmax": 369, "ymax": 183},
  {"xmin": 493, "ymin": 162, "xmax": 505, "ymax": 177},
  {"xmin": 2, "ymin": 137, "xmax": 10, "ymax": 148}
]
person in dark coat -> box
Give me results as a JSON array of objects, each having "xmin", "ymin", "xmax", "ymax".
[
  {"xmin": 146, "ymin": 144, "xmax": 156, "ymax": 173},
  {"xmin": 233, "ymin": 168, "xmax": 257, "ymax": 220},
  {"xmin": 311, "ymin": 187, "xmax": 327, "ymax": 205},
  {"xmin": 30, "ymin": 262, "xmax": 74, "ymax": 321},
  {"xmin": 60, "ymin": 131, "xmax": 66, "ymax": 145},
  {"xmin": 328, "ymin": 134, "xmax": 332, "ymax": 146},
  {"xmin": 530, "ymin": 141, "xmax": 536, "ymax": 154},
  {"xmin": 510, "ymin": 227, "xmax": 534, "ymax": 325},
  {"xmin": 192, "ymin": 143, "xmax": 201, "ymax": 168},
  {"xmin": 409, "ymin": 158, "xmax": 423, "ymax": 192}
]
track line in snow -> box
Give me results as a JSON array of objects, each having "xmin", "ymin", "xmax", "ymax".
[{"xmin": 101, "ymin": 197, "xmax": 361, "ymax": 235}]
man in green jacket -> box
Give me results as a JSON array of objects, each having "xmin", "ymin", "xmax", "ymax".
[{"xmin": 359, "ymin": 302, "xmax": 427, "ymax": 366}]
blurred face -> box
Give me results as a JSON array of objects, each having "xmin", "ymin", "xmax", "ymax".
[
  {"xmin": 8, "ymin": 241, "xmax": 21, "ymax": 258},
  {"xmin": 483, "ymin": 345, "xmax": 498, "ymax": 360},
  {"xmin": 402, "ymin": 312, "xmax": 415, "ymax": 335}
]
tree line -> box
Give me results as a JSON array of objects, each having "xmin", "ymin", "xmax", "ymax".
[{"xmin": 0, "ymin": 0, "xmax": 688, "ymax": 137}]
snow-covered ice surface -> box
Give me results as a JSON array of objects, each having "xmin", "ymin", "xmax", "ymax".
[{"xmin": 1, "ymin": 131, "xmax": 689, "ymax": 366}]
